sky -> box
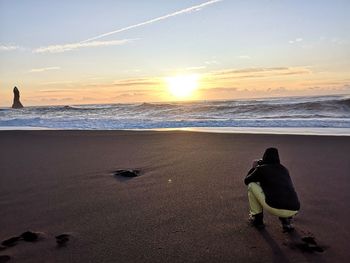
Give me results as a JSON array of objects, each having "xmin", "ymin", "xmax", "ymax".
[{"xmin": 1, "ymin": 0, "xmax": 350, "ymax": 106}]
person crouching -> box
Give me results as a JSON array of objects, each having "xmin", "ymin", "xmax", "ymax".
[{"xmin": 244, "ymin": 147, "xmax": 300, "ymax": 231}]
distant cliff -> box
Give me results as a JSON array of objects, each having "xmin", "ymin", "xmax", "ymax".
[{"xmin": 12, "ymin": 86, "xmax": 24, "ymax": 108}]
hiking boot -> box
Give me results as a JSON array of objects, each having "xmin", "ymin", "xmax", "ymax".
[
  {"xmin": 279, "ymin": 217, "xmax": 294, "ymax": 232},
  {"xmin": 249, "ymin": 213, "xmax": 265, "ymax": 229}
]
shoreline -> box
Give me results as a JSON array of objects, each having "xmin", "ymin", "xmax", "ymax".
[{"xmin": 1, "ymin": 126, "xmax": 350, "ymax": 136}]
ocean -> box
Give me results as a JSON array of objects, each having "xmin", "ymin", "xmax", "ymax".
[{"xmin": 1, "ymin": 95, "xmax": 350, "ymax": 134}]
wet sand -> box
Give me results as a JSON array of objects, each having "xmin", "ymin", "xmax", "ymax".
[{"xmin": 0, "ymin": 130, "xmax": 349, "ymax": 262}]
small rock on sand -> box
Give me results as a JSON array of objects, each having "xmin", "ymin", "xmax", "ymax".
[
  {"xmin": 20, "ymin": 231, "xmax": 39, "ymax": 242},
  {"xmin": 114, "ymin": 169, "xmax": 140, "ymax": 177}
]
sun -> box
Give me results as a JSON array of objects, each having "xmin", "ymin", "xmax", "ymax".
[{"xmin": 165, "ymin": 74, "xmax": 199, "ymax": 99}]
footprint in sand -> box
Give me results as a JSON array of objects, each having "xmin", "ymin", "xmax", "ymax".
[
  {"xmin": 1, "ymin": 231, "xmax": 39, "ymax": 248},
  {"xmin": 55, "ymin": 234, "xmax": 70, "ymax": 247},
  {"xmin": 285, "ymin": 235, "xmax": 326, "ymax": 253},
  {"xmin": 1, "ymin": 236, "xmax": 21, "ymax": 247},
  {"xmin": 296, "ymin": 236, "xmax": 325, "ymax": 253}
]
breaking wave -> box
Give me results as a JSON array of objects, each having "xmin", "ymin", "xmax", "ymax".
[{"xmin": 1, "ymin": 95, "xmax": 350, "ymax": 129}]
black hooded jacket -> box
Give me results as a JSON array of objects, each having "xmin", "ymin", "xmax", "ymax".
[{"xmin": 244, "ymin": 148, "xmax": 300, "ymax": 211}]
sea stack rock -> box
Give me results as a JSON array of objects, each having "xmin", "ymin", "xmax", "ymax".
[{"xmin": 12, "ymin": 86, "xmax": 24, "ymax": 109}]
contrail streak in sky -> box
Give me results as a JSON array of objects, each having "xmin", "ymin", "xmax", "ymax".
[{"xmin": 81, "ymin": 0, "xmax": 223, "ymax": 43}]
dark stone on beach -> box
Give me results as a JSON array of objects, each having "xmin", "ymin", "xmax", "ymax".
[
  {"xmin": 114, "ymin": 169, "xmax": 140, "ymax": 177},
  {"xmin": 0, "ymin": 255, "xmax": 11, "ymax": 263},
  {"xmin": 12, "ymin": 86, "xmax": 24, "ymax": 109},
  {"xmin": 1, "ymin": 236, "xmax": 20, "ymax": 247},
  {"xmin": 20, "ymin": 231, "xmax": 38, "ymax": 242},
  {"xmin": 55, "ymin": 234, "xmax": 70, "ymax": 246}
]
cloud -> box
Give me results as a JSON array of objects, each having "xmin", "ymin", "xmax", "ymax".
[
  {"xmin": 307, "ymin": 84, "xmax": 350, "ymax": 92},
  {"xmin": 112, "ymin": 78, "xmax": 160, "ymax": 87},
  {"xmin": 39, "ymin": 80, "xmax": 74, "ymax": 85},
  {"xmin": 185, "ymin": 66, "xmax": 206, "ymax": 71},
  {"xmin": 33, "ymin": 39, "xmax": 135, "ymax": 53},
  {"xmin": 113, "ymin": 91, "xmax": 149, "ymax": 99},
  {"xmin": 30, "ymin": 66, "xmax": 61, "ymax": 73},
  {"xmin": 209, "ymin": 67, "xmax": 311, "ymax": 80},
  {"xmin": 199, "ymin": 87, "xmax": 238, "ymax": 93},
  {"xmin": 39, "ymin": 88, "xmax": 76, "ymax": 93},
  {"xmin": 266, "ymin": 87, "xmax": 288, "ymax": 93},
  {"xmin": 81, "ymin": 0, "xmax": 223, "ymax": 43},
  {"xmin": 25, "ymin": 97, "xmax": 75, "ymax": 103},
  {"xmin": 212, "ymin": 67, "xmax": 286, "ymax": 75},
  {"xmin": 0, "ymin": 44, "xmax": 20, "ymax": 51},
  {"xmin": 204, "ymin": 60, "xmax": 219, "ymax": 65},
  {"xmin": 71, "ymin": 78, "xmax": 162, "ymax": 92},
  {"xmin": 289, "ymin": 38, "xmax": 303, "ymax": 44},
  {"xmin": 237, "ymin": 55, "xmax": 251, "ymax": 59}
]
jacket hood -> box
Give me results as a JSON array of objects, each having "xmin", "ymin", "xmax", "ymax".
[{"xmin": 262, "ymin": 147, "xmax": 280, "ymax": 164}]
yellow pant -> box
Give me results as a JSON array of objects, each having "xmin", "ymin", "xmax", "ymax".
[{"xmin": 248, "ymin": 183, "xmax": 298, "ymax": 218}]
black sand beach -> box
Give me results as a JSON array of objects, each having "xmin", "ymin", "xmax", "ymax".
[{"xmin": 1, "ymin": 130, "xmax": 350, "ymax": 262}]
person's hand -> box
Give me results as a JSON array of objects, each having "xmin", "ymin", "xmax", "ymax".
[{"xmin": 252, "ymin": 160, "xmax": 259, "ymax": 168}]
